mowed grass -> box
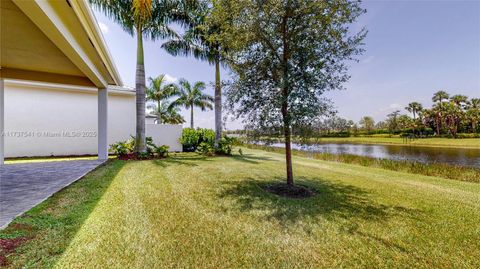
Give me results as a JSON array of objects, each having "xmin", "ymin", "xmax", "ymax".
[
  {"xmin": 2, "ymin": 149, "xmax": 480, "ymax": 268},
  {"xmin": 300, "ymin": 137, "xmax": 480, "ymax": 148}
]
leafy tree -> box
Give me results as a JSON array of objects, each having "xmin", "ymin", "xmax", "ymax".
[
  {"xmin": 397, "ymin": 115, "xmax": 413, "ymax": 131},
  {"xmin": 387, "ymin": 110, "xmax": 401, "ymax": 134},
  {"xmin": 223, "ymin": 0, "xmax": 366, "ymax": 186},
  {"xmin": 162, "ymin": 0, "xmax": 228, "ymax": 146},
  {"xmin": 172, "ymin": 79, "xmax": 214, "ymax": 128},
  {"xmin": 405, "ymin": 102, "xmax": 423, "ymax": 136},
  {"xmin": 359, "ymin": 116, "xmax": 375, "ymax": 134},
  {"xmin": 91, "ymin": 0, "xmax": 195, "ymax": 153},
  {"xmin": 147, "ymin": 75, "xmax": 180, "ymax": 123}
]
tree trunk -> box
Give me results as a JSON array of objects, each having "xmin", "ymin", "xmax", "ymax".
[
  {"xmin": 190, "ymin": 104, "xmax": 194, "ymax": 129},
  {"xmin": 412, "ymin": 111, "xmax": 416, "ymax": 137},
  {"xmin": 156, "ymin": 100, "xmax": 161, "ymax": 124},
  {"xmin": 134, "ymin": 28, "xmax": 146, "ymax": 153},
  {"xmin": 214, "ymin": 58, "xmax": 222, "ymax": 147}
]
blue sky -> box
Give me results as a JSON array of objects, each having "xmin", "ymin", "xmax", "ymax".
[{"xmin": 93, "ymin": 0, "xmax": 480, "ymax": 129}]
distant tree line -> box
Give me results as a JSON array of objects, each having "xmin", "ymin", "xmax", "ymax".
[{"xmin": 228, "ymin": 91, "xmax": 479, "ymax": 139}]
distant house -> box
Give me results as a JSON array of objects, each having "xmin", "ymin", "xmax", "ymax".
[{"xmin": 146, "ymin": 114, "xmax": 158, "ymax": 125}]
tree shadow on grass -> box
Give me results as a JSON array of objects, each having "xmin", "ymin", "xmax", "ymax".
[
  {"xmin": 217, "ymin": 176, "xmax": 422, "ymax": 226},
  {"xmin": 230, "ymin": 154, "xmax": 274, "ymax": 164},
  {"xmin": 152, "ymin": 154, "xmax": 214, "ymax": 168},
  {"xmin": 0, "ymin": 160, "xmax": 126, "ymax": 267}
]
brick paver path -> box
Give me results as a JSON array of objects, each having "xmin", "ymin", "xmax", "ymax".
[{"xmin": 0, "ymin": 160, "xmax": 104, "ymax": 228}]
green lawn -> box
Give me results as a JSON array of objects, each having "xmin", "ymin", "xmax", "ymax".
[
  {"xmin": 2, "ymin": 149, "xmax": 480, "ymax": 268},
  {"xmin": 301, "ymin": 137, "xmax": 480, "ymax": 148}
]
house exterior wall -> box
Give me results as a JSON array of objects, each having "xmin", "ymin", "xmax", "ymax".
[
  {"xmin": 146, "ymin": 124, "xmax": 183, "ymax": 152},
  {"xmin": 3, "ymin": 80, "xmax": 135, "ymax": 157}
]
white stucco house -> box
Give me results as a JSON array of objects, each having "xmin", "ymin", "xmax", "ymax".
[{"xmin": 0, "ymin": 0, "xmax": 181, "ymax": 164}]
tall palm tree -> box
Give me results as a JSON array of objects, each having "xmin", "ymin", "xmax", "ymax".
[
  {"xmin": 466, "ymin": 98, "xmax": 480, "ymax": 132},
  {"xmin": 162, "ymin": 1, "xmax": 227, "ymax": 146},
  {"xmin": 450, "ymin": 94, "xmax": 469, "ymax": 109},
  {"xmin": 147, "ymin": 75, "xmax": 180, "ymax": 123},
  {"xmin": 405, "ymin": 102, "xmax": 423, "ymax": 136},
  {"xmin": 91, "ymin": 0, "xmax": 194, "ymax": 153},
  {"xmin": 431, "ymin": 90, "xmax": 450, "ymax": 135},
  {"xmin": 432, "ymin": 90, "xmax": 450, "ymax": 107},
  {"xmin": 172, "ymin": 79, "xmax": 214, "ymax": 128}
]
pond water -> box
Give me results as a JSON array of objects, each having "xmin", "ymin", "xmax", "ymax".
[{"xmin": 264, "ymin": 142, "xmax": 480, "ymax": 167}]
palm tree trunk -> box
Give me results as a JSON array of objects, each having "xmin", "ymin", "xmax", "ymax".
[
  {"xmin": 156, "ymin": 100, "xmax": 161, "ymax": 124},
  {"xmin": 134, "ymin": 28, "xmax": 146, "ymax": 153},
  {"xmin": 413, "ymin": 111, "xmax": 416, "ymax": 137},
  {"xmin": 214, "ymin": 58, "xmax": 222, "ymax": 147},
  {"xmin": 190, "ymin": 104, "xmax": 194, "ymax": 129}
]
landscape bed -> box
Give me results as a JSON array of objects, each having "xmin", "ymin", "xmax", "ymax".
[{"xmin": 1, "ymin": 149, "xmax": 479, "ymax": 268}]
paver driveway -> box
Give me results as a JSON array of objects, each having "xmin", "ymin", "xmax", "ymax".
[{"xmin": 0, "ymin": 160, "xmax": 104, "ymax": 228}]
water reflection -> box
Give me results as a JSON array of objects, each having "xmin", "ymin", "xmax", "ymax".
[{"xmin": 267, "ymin": 142, "xmax": 480, "ymax": 167}]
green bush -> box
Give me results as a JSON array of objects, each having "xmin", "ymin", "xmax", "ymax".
[
  {"xmin": 110, "ymin": 137, "xmax": 169, "ymax": 159},
  {"xmin": 180, "ymin": 128, "xmax": 238, "ymax": 155},
  {"xmin": 155, "ymin": 145, "xmax": 169, "ymax": 157},
  {"xmin": 180, "ymin": 128, "xmax": 215, "ymax": 152},
  {"xmin": 216, "ymin": 136, "xmax": 238, "ymax": 155},
  {"xmin": 109, "ymin": 137, "xmax": 135, "ymax": 156},
  {"xmin": 196, "ymin": 142, "xmax": 215, "ymax": 156}
]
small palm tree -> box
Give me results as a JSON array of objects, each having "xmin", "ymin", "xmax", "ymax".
[
  {"xmin": 147, "ymin": 75, "xmax": 180, "ymax": 123},
  {"xmin": 172, "ymin": 79, "xmax": 213, "ymax": 128},
  {"xmin": 91, "ymin": 0, "xmax": 194, "ymax": 153},
  {"xmin": 148, "ymin": 99, "xmax": 185, "ymax": 124},
  {"xmin": 405, "ymin": 102, "xmax": 423, "ymax": 136}
]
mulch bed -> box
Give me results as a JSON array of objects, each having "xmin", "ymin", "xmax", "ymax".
[
  {"xmin": 0, "ymin": 237, "xmax": 32, "ymax": 266},
  {"xmin": 118, "ymin": 154, "xmax": 167, "ymax": 161},
  {"xmin": 262, "ymin": 183, "xmax": 317, "ymax": 199}
]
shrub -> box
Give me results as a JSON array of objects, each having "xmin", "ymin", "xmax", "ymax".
[
  {"xmin": 109, "ymin": 137, "xmax": 134, "ymax": 156},
  {"xmin": 155, "ymin": 145, "xmax": 169, "ymax": 157},
  {"xmin": 196, "ymin": 142, "xmax": 215, "ymax": 156},
  {"xmin": 216, "ymin": 136, "xmax": 238, "ymax": 155},
  {"xmin": 180, "ymin": 128, "xmax": 215, "ymax": 152},
  {"xmin": 110, "ymin": 137, "xmax": 168, "ymax": 159},
  {"xmin": 180, "ymin": 128, "xmax": 201, "ymax": 152},
  {"xmin": 180, "ymin": 128, "xmax": 237, "ymax": 155}
]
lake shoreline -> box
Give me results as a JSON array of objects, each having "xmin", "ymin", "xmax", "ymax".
[
  {"xmin": 244, "ymin": 144, "xmax": 480, "ymax": 183},
  {"xmin": 249, "ymin": 137, "xmax": 480, "ymax": 149}
]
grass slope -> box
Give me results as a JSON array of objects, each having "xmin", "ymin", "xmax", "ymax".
[{"xmin": 2, "ymin": 149, "xmax": 480, "ymax": 268}]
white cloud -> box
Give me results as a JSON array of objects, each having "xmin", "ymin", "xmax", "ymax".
[
  {"xmin": 98, "ymin": 22, "xmax": 109, "ymax": 34},
  {"xmin": 164, "ymin": 74, "xmax": 178, "ymax": 84},
  {"xmin": 362, "ymin": 55, "xmax": 375, "ymax": 64}
]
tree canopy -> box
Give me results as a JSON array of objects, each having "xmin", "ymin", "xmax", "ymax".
[{"xmin": 221, "ymin": 0, "xmax": 367, "ymax": 185}]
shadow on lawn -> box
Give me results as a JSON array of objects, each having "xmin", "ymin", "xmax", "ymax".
[
  {"xmin": 152, "ymin": 154, "xmax": 214, "ymax": 167},
  {"xmin": 231, "ymin": 154, "xmax": 274, "ymax": 164},
  {"xmin": 218, "ymin": 176, "xmax": 421, "ymax": 226},
  {"xmin": 0, "ymin": 160, "xmax": 125, "ymax": 267}
]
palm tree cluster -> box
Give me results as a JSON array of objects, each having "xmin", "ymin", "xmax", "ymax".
[
  {"xmin": 421, "ymin": 91, "xmax": 479, "ymax": 137},
  {"xmin": 91, "ymin": 0, "xmax": 227, "ymax": 153},
  {"xmin": 146, "ymin": 75, "xmax": 213, "ymax": 128},
  {"xmin": 373, "ymin": 91, "xmax": 479, "ymax": 137}
]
